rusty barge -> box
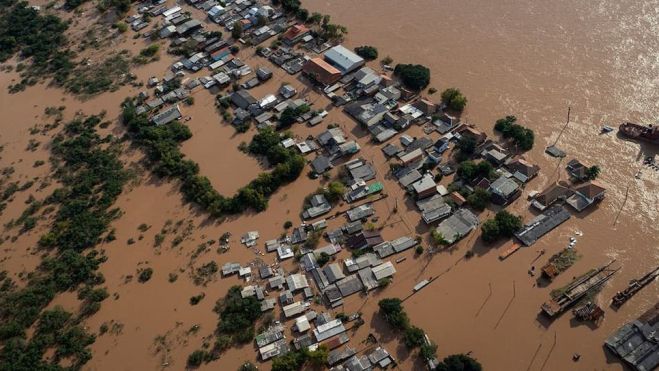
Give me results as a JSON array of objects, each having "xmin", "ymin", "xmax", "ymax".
[
  {"xmin": 541, "ymin": 260, "xmax": 619, "ymax": 317},
  {"xmin": 611, "ymin": 266, "xmax": 659, "ymax": 308},
  {"xmin": 618, "ymin": 122, "xmax": 659, "ymax": 145}
]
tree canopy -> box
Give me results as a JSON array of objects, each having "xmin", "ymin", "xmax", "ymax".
[
  {"xmin": 481, "ymin": 210, "xmax": 523, "ymax": 242},
  {"xmin": 378, "ymin": 298, "xmax": 409, "ymax": 330},
  {"xmin": 494, "ymin": 115, "xmax": 535, "ymax": 151},
  {"xmin": 436, "ymin": 354, "xmax": 483, "ymax": 371},
  {"xmin": 394, "ymin": 64, "xmax": 431, "ymax": 91},
  {"xmin": 441, "ymin": 88, "xmax": 468, "ymax": 112},
  {"xmin": 354, "ymin": 45, "xmax": 378, "ymax": 60}
]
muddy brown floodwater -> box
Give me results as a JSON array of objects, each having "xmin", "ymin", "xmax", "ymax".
[{"xmin": 0, "ymin": 0, "xmax": 657, "ymax": 370}]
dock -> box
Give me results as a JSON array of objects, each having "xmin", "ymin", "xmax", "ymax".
[
  {"xmin": 611, "ymin": 266, "xmax": 659, "ymax": 308},
  {"xmin": 541, "ymin": 260, "xmax": 619, "ymax": 317}
]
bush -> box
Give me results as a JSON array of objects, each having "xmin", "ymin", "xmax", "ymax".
[
  {"xmin": 415, "ymin": 245, "xmax": 424, "ymax": 255},
  {"xmin": 138, "ymin": 268, "xmax": 153, "ymax": 283},
  {"xmin": 354, "ymin": 45, "xmax": 378, "ymax": 60},
  {"xmin": 284, "ymin": 220, "xmax": 293, "ymax": 229},
  {"xmin": 394, "ymin": 64, "xmax": 430, "ymax": 91},
  {"xmin": 441, "ymin": 88, "xmax": 467, "ymax": 112},
  {"xmin": 114, "ymin": 22, "xmax": 128, "ymax": 33}
]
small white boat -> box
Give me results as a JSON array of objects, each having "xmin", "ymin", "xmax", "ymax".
[{"xmin": 601, "ymin": 125, "xmax": 614, "ymax": 134}]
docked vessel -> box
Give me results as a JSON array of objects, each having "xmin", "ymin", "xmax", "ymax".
[
  {"xmin": 618, "ymin": 122, "xmax": 659, "ymax": 144},
  {"xmin": 542, "ymin": 260, "xmax": 619, "ymax": 317},
  {"xmin": 611, "ymin": 266, "xmax": 659, "ymax": 308}
]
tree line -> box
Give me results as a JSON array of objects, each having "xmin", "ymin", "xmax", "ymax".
[{"xmin": 122, "ymin": 102, "xmax": 305, "ymax": 216}]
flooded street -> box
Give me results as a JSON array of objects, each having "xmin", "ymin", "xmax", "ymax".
[{"xmin": 0, "ymin": 0, "xmax": 657, "ymax": 370}]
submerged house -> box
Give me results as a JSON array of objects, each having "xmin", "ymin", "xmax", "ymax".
[
  {"xmin": 323, "ymin": 45, "xmax": 365, "ymax": 75},
  {"xmin": 515, "ymin": 205, "xmax": 571, "ymax": 246},
  {"xmin": 302, "ymin": 58, "xmax": 342, "ymax": 86},
  {"xmin": 566, "ymin": 182, "xmax": 606, "ymax": 212},
  {"xmin": 434, "ymin": 209, "xmax": 480, "ymax": 245},
  {"xmin": 489, "ymin": 176, "xmax": 521, "ymax": 205},
  {"xmin": 604, "ymin": 301, "xmax": 659, "ymax": 371}
]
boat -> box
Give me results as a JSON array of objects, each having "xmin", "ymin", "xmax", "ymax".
[
  {"xmin": 611, "ymin": 266, "xmax": 659, "ymax": 308},
  {"xmin": 541, "ymin": 260, "xmax": 619, "ymax": 317},
  {"xmin": 499, "ymin": 242, "xmax": 521, "ymax": 260},
  {"xmin": 618, "ymin": 122, "xmax": 659, "ymax": 144}
]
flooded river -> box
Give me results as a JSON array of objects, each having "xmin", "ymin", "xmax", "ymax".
[{"xmin": 1, "ymin": 0, "xmax": 658, "ymax": 370}]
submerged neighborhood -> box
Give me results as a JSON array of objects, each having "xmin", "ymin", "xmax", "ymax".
[
  {"xmin": 119, "ymin": 0, "xmax": 658, "ymax": 370},
  {"xmin": 0, "ymin": 0, "xmax": 657, "ymax": 370}
]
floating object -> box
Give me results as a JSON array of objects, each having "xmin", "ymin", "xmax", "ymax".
[
  {"xmin": 545, "ymin": 145, "xmax": 566, "ymax": 158},
  {"xmin": 573, "ymin": 301, "xmax": 605, "ymax": 322},
  {"xmin": 611, "ymin": 266, "xmax": 659, "ymax": 308},
  {"xmin": 413, "ymin": 279, "xmax": 430, "ymax": 292},
  {"xmin": 499, "ymin": 242, "xmax": 521, "ymax": 260},
  {"xmin": 618, "ymin": 122, "xmax": 659, "ymax": 145},
  {"xmin": 601, "ymin": 126, "xmax": 614, "ymax": 134}
]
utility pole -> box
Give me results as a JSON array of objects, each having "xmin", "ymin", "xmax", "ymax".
[{"xmin": 552, "ymin": 106, "xmax": 571, "ymax": 147}]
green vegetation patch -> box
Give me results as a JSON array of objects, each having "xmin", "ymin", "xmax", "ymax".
[{"xmin": 0, "ymin": 115, "xmax": 129, "ymax": 370}]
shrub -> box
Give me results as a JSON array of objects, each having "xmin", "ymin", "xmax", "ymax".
[
  {"xmin": 284, "ymin": 220, "xmax": 293, "ymax": 229},
  {"xmin": 354, "ymin": 45, "xmax": 378, "ymax": 60},
  {"xmin": 441, "ymin": 88, "xmax": 467, "ymax": 112},
  {"xmin": 114, "ymin": 22, "xmax": 128, "ymax": 33},
  {"xmin": 138, "ymin": 268, "xmax": 153, "ymax": 283},
  {"xmin": 394, "ymin": 64, "xmax": 430, "ymax": 91},
  {"xmin": 415, "ymin": 245, "xmax": 424, "ymax": 255}
]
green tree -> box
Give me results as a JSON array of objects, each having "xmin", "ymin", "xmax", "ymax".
[
  {"xmin": 324, "ymin": 181, "xmax": 346, "ymax": 204},
  {"xmin": 467, "ymin": 188, "xmax": 491, "ymax": 211},
  {"xmin": 586, "ymin": 165, "xmax": 601, "ymax": 180},
  {"xmin": 441, "ymin": 88, "xmax": 468, "ymax": 111},
  {"xmin": 480, "ymin": 219, "xmax": 501, "ymax": 243},
  {"xmin": 307, "ymin": 345, "xmax": 329, "ymax": 366},
  {"xmin": 495, "ymin": 210, "xmax": 522, "ymax": 237},
  {"xmin": 316, "ymin": 252, "xmax": 330, "ymax": 266},
  {"xmin": 431, "ymin": 230, "xmax": 450, "ymax": 247},
  {"xmin": 378, "ymin": 298, "xmax": 409, "ymax": 330},
  {"xmin": 420, "ymin": 342, "xmax": 438, "ymax": 361},
  {"xmin": 354, "ymin": 45, "xmax": 378, "ymax": 60},
  {"xmin": 403, "ymin": 326, "xmax": 426, "ymax": 349},
  {"xmin": 231, "ymin": 21, "xmax": 243, "ymax": 40},
  {"xmin": 494, "ymin": 115, "xmax": 534, "ymax": 151},
  {"xmin": 394, "ymin": 64, "xmax": 431, "ymax": 91},
  {"xmin": 436, "ymin": 354, "xmax": 483, "ymax": 371}
]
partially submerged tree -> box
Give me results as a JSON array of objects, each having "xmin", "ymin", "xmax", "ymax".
[{"xmin": 394, "ymin": 64, "xmax": 431, "ymax": 91}]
